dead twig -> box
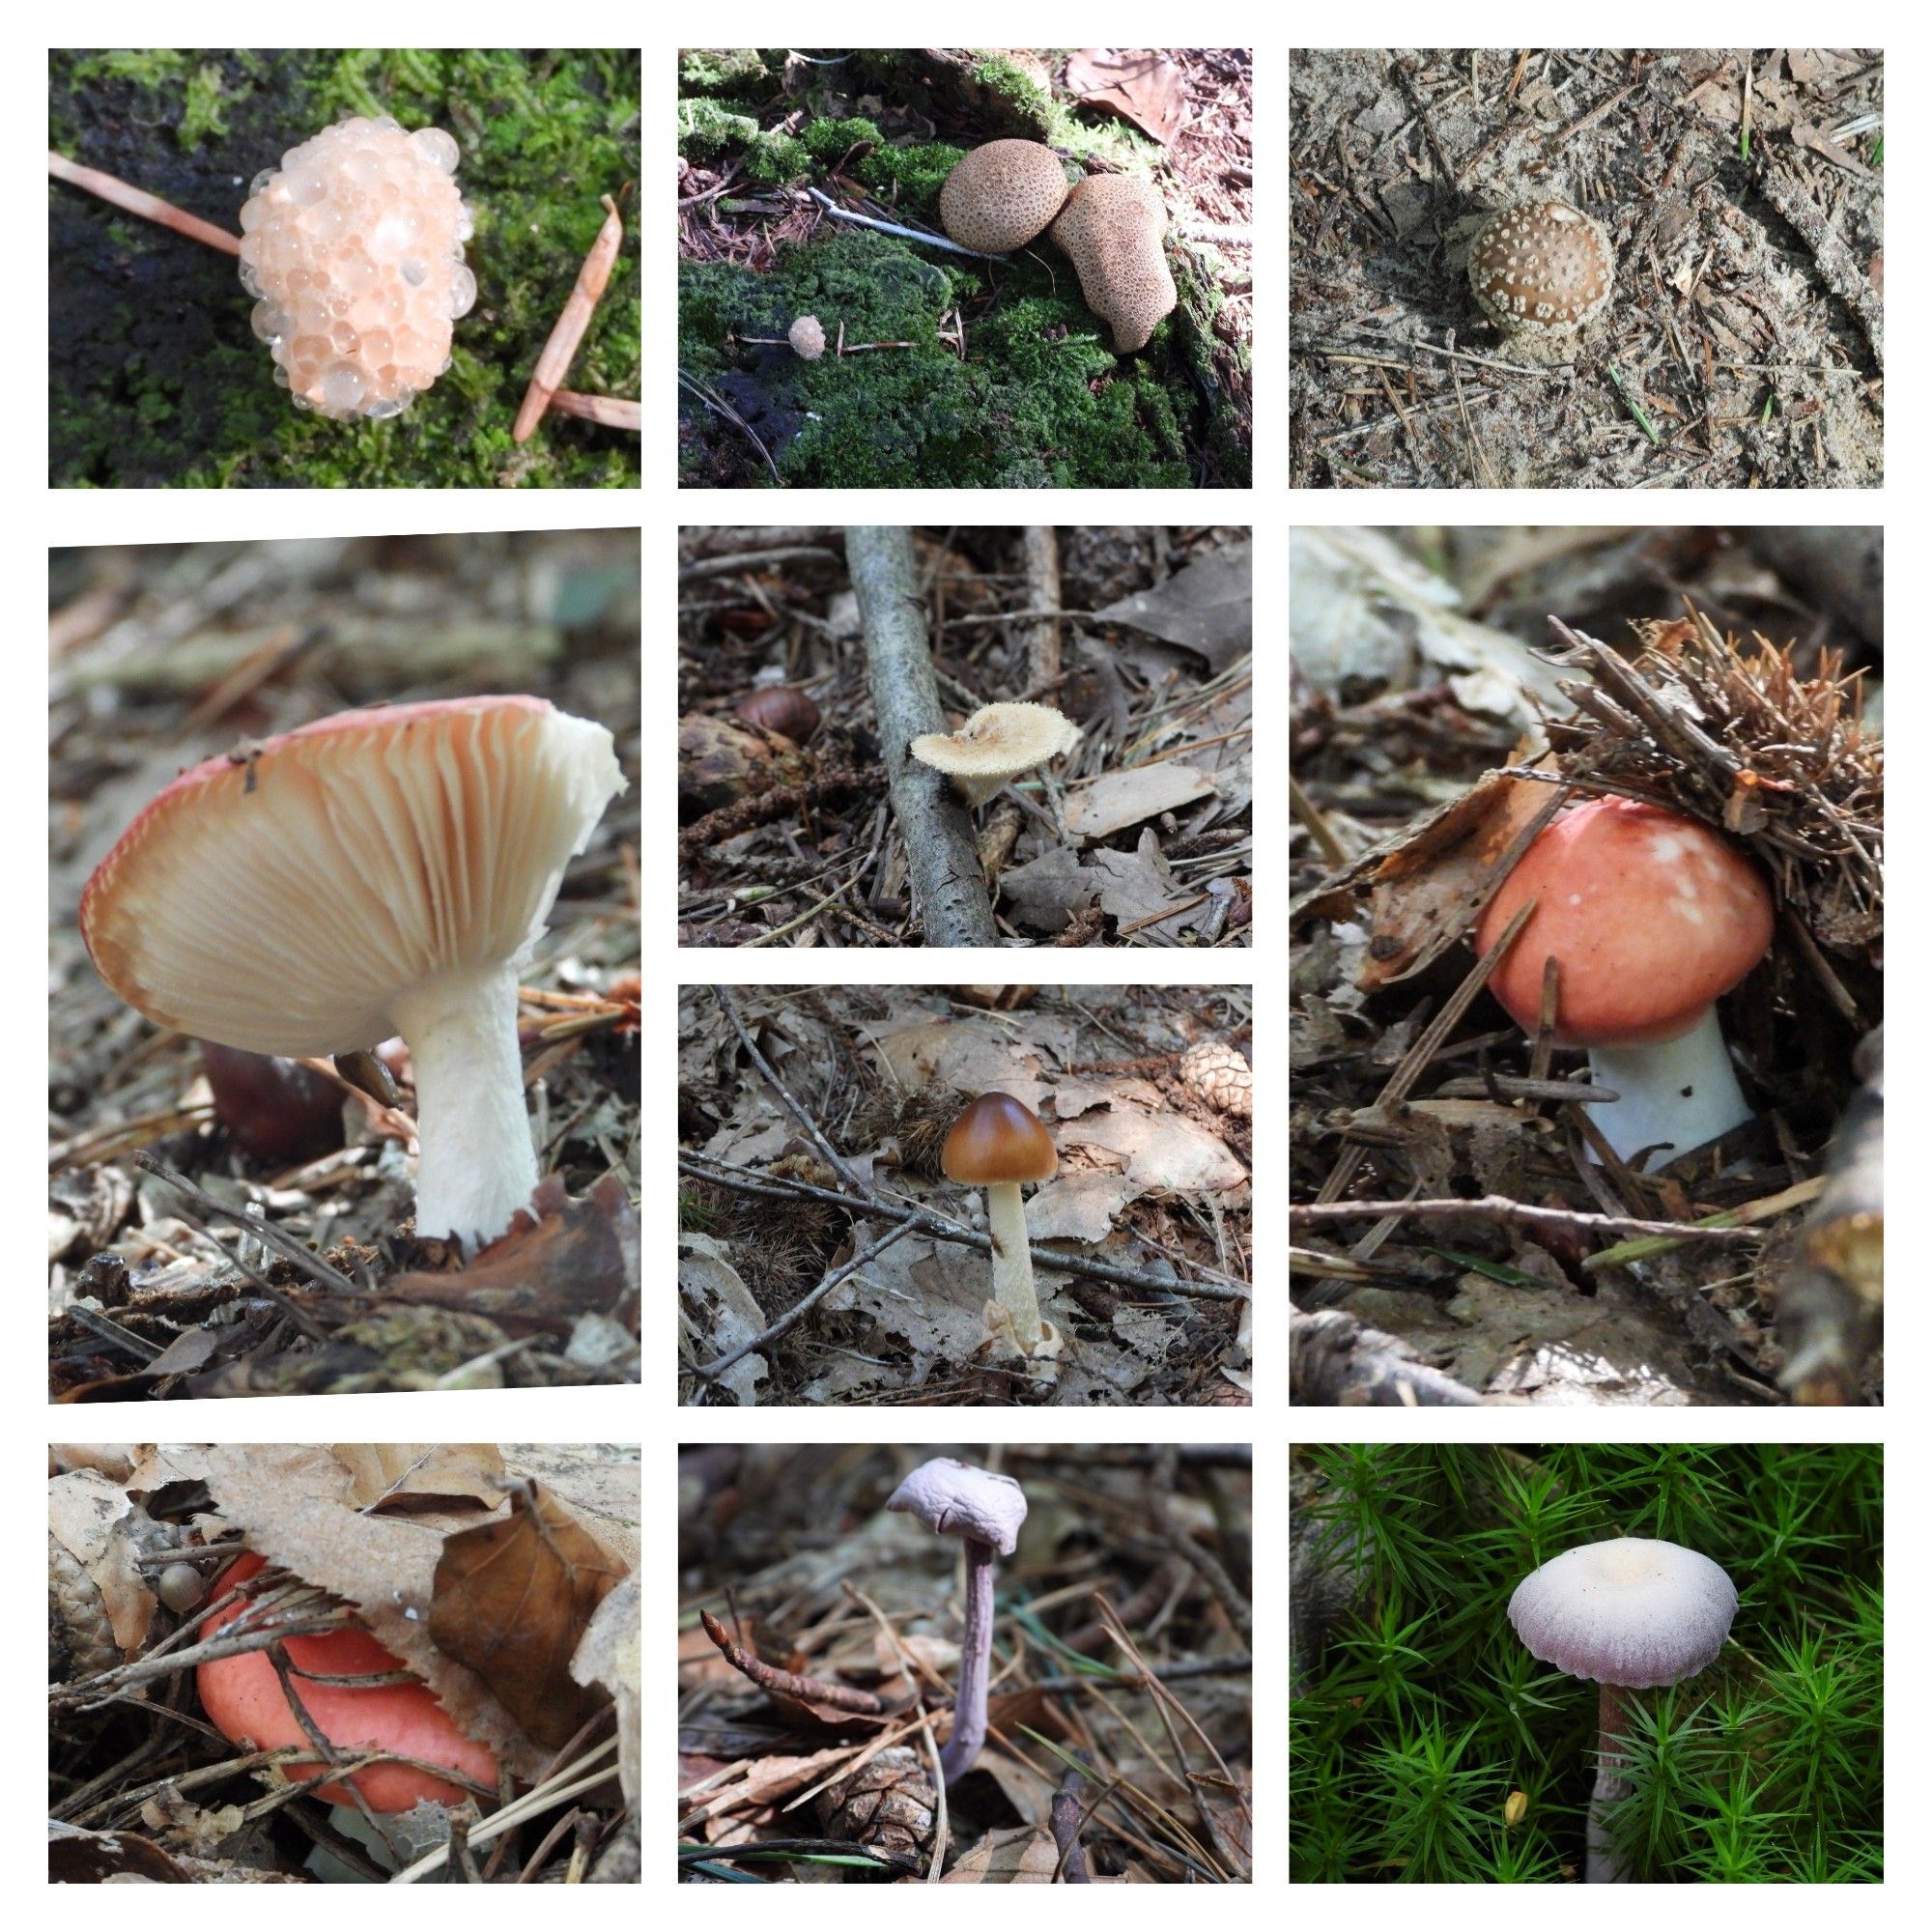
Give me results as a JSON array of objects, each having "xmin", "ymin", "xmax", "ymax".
[
  {"xmin": 1290, "ymin": 1195, "xmax": 1770, "ymax": 1245},
  {"xmin": 514, "ymin": 195, "xmax": 625, "ymax": 441},
  {"xmin": 48, "ymin": 148, "xmax": 241, "ymax": 256}
]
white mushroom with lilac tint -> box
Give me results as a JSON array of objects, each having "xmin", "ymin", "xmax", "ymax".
[
  {"xmin": 239, "ymin": 116, "xmax": 477, "ymax": 421},
  {"xmin": 886, "ymin": 1458, "xmax": 1028, "ymax": 1783},
  {"xmin": 1509, "ymin": 1537, "xmax": 1737, "ymax": 1882},
  {"xmin": 79, "ymin": 696, "xmax": 625, "ymax": 1252}
]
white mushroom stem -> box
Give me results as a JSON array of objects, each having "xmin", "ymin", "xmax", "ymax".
[
  {"xmin": 391, "ymin": 962, "xmax": 536, "ymax": 1249},
  {"xmin": 1583, "ymin": 1008, "xmax": 1751, "ymax": 1170},
  {"xmin": 942, "ymin": 1535, "xmax": 999, "ymax": 1783},
  {"xmin": 984, "ymin": 1180, "xmax": 1043, "ymax": 1349},
  {"xmin": 1587, "ymin": 1682, "xmax": 1634, "ymax": 1884}
]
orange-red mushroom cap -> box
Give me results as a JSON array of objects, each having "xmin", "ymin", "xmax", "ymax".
[
  {"xmin": 1475, "ymin": 797, "xmax": 1773, "ymax": 1047},
  {"xmin": 942, "ymin": 1092, "xmax": 1057, "ymax": 1186},
  {"xmin": 197, "ymin": 1554, "xmax": 498, "ymax": 1812}
]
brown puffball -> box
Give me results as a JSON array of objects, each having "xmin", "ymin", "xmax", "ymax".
[
  {"xmin": 939, "ymin": 139, "xmax": 1070, "ymax": 253},
  {"xmin": 1051, "ymin": 174, "xmax": 1177, "ymax": 353}
]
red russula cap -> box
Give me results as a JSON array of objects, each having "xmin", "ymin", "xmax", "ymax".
[
  {"xmin": 1475, "ymin": 797, "xmax": 1773, "ymax": 1046},
  {"xmin": 197, "ymin": 1554, "xmax": 498, "ymax": 1812},
  {"xmin": 942, "ymin": 1092, "xmax": 1058, "ymax": 1185}
]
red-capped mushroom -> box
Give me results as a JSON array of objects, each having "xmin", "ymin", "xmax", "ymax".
[
  {"xmin": 79, "ymin": 696, "xmax": 626, "ymax": 1248},
  {"xmin": 197, "ymin": 1554, "xmax": 498, "ymax": 1812},
  {"xmin": 1475, "ymin": 796, "xmax": 1774, "ymax": 1168}
]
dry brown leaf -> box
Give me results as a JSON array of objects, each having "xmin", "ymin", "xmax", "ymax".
[
  {"xmin": 1064, "ymin": 761, "xmax": 1216, "ymax": 838},
  {"xmin": 384, "ymin": 1173, "xmax": 639, "ymax": 1334},
  {"xmin": 1064, "ymin": 49, "xmax": 1188, "ymax": 146},
  {"xmin": 1094, "ymin": 543, "xmax": 1250, "ymax": 670},
  {"xmin": 430, "ymin": 1478, "xmax": 629, "ymax": 1750},
  {"xmin": 941, "ymin": 1821, "xmax": 1064, "ymax": 1883},
  {"xmin": 572, "ymin": 1571, "xmax": 639, "ymax": 1809},
  {"xmin": 330, "ymin": 1444, "xmax": 506, "ymax": 1510}
]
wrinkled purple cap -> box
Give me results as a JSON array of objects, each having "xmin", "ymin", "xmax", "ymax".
[
  {"xmin": 886, "ymin": 1457, "xmax": 1028, "ymax": 1556},
  {"xmin": 1509, "ymin": 1537, "xmax": 1738, "ymax": 1690}
]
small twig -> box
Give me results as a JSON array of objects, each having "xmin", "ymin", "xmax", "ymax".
[
  {"xmin": 712, "ymin": 987, "xmax": 870, "ymax": 1198},
  {"xmin": 514, "ymin": 194, "xmax": 625, "ymax": 442},
  {"xmin": 132, "ymin": 1153, "xmax": 360, "ymax": 1292},
  {"xmin": 689, "ymin": 1214, "xmax": 922, "ymax": 1381},
  {"xmin": 804, "ymin": 185, "xmax": 1006, "ymax": 260},
  {"xmin": 1050, "ymin": 1759, "xmax": 1094, "ymax": 1882},
  {"xmin": 698, "ymin": 1609, "xmax": 889, "ymax": 1713},
  {"xmin": 547, "ymin": 389, "xmax": 639, "ymax": 432},
  {"xmin": 48, "ymin": 148, "xmax": 240, "ymax": 256},
  {"xmin": 1291, "ymin": 1195, "xmax": 1770, "ymax": 1245},
  {"xmin": 1580, "ymin": 1174, "xmax": 1825, "ymax": 1271}
]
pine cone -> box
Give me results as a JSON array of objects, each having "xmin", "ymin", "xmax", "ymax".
[
  {"xmin": 816, "ymin": 1746, "xmax": 937, "ymax": 1871},
  {"xmin": 1181, "ymin": 1040, "xmax": 1253, "ymax": 1119}
]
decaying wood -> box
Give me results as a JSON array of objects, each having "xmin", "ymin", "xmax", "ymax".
[{"xmin": 847, "ymin": 526, "xmax": 999, "ymax": 945}]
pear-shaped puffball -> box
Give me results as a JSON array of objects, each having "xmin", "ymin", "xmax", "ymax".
[{"xmin": 239, "ymin": 116, "xmax": 476, "ymax": 422}]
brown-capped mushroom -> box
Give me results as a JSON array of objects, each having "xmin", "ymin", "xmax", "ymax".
[
  {"xmin": 1467, "ymin": 199, "xmax": 1615, "ymax": 349},
  {"xmin": 943, "ymin": 1092, "xmax": 1061, "ymax": 1358},
  {"xmin": 1051, "ymin": 174, "xmax": 1178, "ymax": 353},
  {"xmin": 939, "ymin": 140, "xmax": 1070, "ymax": 253},
  {"xmin": 909, "ymin": 701, "xmax": 1079, "ymax": 808}
]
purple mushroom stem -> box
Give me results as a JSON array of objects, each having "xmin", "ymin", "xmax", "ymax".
[{"xmin": 941, "ymin": 1533, "xmax": 999, "ymax": 1781}]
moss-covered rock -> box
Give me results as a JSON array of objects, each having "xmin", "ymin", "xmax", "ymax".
[{"xmin": 50, "ymin": 48, "xmax": 639, "ymax": 488}]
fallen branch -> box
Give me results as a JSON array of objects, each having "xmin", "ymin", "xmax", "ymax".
[
  {"xmin": 1290, "ymin": 1195, "xmax": 1768, "ymax": 1246},
  {"xmin": 847, "ymin": 526, "xmax": 999, "ymax": 944}
]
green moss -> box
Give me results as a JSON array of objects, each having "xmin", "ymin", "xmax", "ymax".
[
  {"xmin": 680, "ymin": 48, "xmax": 771, "ymax": 93},
  {"xmin": 50, "ymin": 47, "xmax": 639, "ymax": 488},
  {"xmin": 678, "ymin": 230, "xmax": 1201, "ymax": 489},
  {"xmin": 177, "ymin": 62, "xmax": 231, "ymax": 148}
]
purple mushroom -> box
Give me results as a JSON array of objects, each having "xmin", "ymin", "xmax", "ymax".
[{"xmin": 886, "ymin": 1457, "xmax": 1029, "ymax": 1782}]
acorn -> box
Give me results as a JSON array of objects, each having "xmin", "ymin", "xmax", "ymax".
[{"xmin": 735, "ymin": 687, "xmax": 821, "ymax": 743}]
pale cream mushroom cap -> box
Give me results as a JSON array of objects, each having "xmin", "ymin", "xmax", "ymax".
[{"xmin": 909, "ymin": 701, "xmax": 1080, "ymax": 807}]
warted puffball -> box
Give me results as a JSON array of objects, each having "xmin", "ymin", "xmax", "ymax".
[
  {"xmin": 939, "ymin": 139, "xmax": 1071, "ymax": 253},
  {"xmin": 239, "ymin": 117, "xmax": 476, "ymax": 421},
  {"xmin": 1051, "ymin": 174, "xmax": 1178, "ymax": 353},
  {"xmin": 788, "ymin": 315, "xmax": 827, "ymax": 361},
  {"xmin": 910, "ymin": 701, "xmax": 1080, "ymax": 807}
]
